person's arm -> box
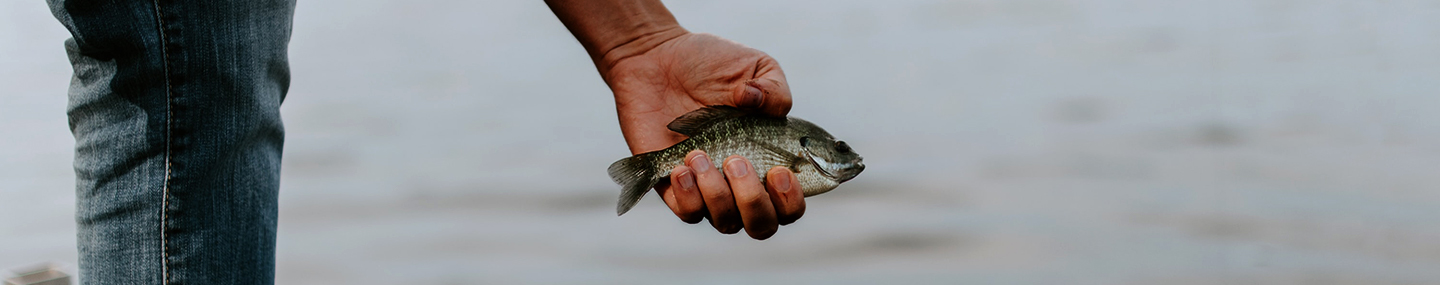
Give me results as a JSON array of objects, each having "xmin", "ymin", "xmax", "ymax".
[
  {"xmin": 547, "ymin": 0, "xmax": 804, "ymax": 240},
  {"xmin": 544, "ymin": 0, "xmax": 684, "ymax": 79}
]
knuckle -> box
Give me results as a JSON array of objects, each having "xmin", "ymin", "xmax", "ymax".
[
  {"xmin": 711, "ymin": 207, "xmax": 739, "ymax": 222},
  {"xmin": 684, "ymin": 206, "xmax": 707, "ymax": 219},
  {"xmin": 746, "ymin": 224, "xmax": 778, "ymax": 240},
  {"xmin": 736, "ymin": 190, "xmax": 768, "ymax": 206},
  {"xmin": 715, "ymin": 222, "xmax": 741, "ymax": 234},
  {"xmin": 702, "ymin": 187, "xmax": 732, "ymax": 201},
  {"xmin": 681, "ymin": 214, "xmax": 704, "ymax": 224}
]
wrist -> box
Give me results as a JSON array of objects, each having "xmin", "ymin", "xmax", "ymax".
[
  {"xmin": 596, "ymin": 25, "xmax": 687, "ymax": 76},
  {"xmin": 546, "ymin": 0, "xmax": 688, "ymax": 76}
]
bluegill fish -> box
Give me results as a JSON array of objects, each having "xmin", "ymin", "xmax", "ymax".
[{"xmin": 608, "ymin": 106, "xmax": 865, "ymax": 215}]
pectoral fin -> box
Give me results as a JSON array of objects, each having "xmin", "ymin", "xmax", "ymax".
[{"xmin": 746, "ymin": 138, "xmax": 807, "ymax": 173}]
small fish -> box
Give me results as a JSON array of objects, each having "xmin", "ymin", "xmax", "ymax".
[{"xmin": 608, "ymin": 106, "xmax": 865, "ymax": 215}]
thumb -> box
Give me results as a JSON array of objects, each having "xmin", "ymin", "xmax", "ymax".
[{"xmin": 732, "ymin": 57, "xmax": 792, "ymax": 117}]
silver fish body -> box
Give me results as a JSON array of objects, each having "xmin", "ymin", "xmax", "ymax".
[{"xmin": 608, "ymin": 106, "xmax": 865, "ymax": 215}]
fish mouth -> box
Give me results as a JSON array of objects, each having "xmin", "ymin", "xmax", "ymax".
[{"xmin": 837, "ymin": 161, "xmax": 864, "ymax": 183}]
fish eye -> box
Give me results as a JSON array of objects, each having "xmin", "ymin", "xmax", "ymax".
[{"xmin": 835, "ymin": 141, "xmax": 851, "ymax": 153}]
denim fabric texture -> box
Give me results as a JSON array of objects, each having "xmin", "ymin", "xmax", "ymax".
[{"xmin": 49, "ymin": 0, "xmax": 295, "ymax": 283}]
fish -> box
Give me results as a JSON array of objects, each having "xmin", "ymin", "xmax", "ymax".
[{"xmin": 608, "ymin": 106, "xmax": 865, "ymax": 215}]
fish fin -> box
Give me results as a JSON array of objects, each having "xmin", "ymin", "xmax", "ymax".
[
  {"xmin": 608, "ymin": 152, "xmax": 660, "ymax": 216},
  {"xmin": 746, "ymin": 138, "xmax": 808, "ymax": 174},
  {"xmin": 667, "ymin": 105, "xmax": 747, "ymax": 136}
]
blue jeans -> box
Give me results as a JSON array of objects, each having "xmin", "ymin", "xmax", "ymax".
[{"xmin": 49, "ymin": 0, "xmax": 294, "ymax": 283}]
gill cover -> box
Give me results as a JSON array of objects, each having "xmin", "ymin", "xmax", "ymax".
[{"xmin": 800, "ymin": 137, "xmax": 838, "ymax": 179}]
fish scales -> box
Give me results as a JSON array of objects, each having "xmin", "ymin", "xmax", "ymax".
[
  {"xmin": 649, "ymin": 116, "xmax": 793, "ymax": 178},
  {"xmin": 608, "ymin": 106, "xmax": 865, "ymax": 215}
]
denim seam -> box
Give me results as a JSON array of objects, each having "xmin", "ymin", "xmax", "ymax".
[{"xmin": 149, "ymin": 0, "xmax": 175, "ymax": 284}]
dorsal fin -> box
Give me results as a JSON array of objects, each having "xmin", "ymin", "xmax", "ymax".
[{"xmin": 666, "ymin": 105, "xmax": 746, "ymax": 136}]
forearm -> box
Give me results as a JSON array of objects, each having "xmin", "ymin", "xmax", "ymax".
[{"xmin": 545, "ymin": 0, "xmax": 688, "ymax": 77}]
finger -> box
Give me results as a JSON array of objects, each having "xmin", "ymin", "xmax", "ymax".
[
  {"xmin": 734, "ymin": 56, "xmax": 792, "ymax": 117},
  {"xmin": 656, "ymin": 180, "xmax": 680, "ymax": 214},
  {"xmin": 686, "ymin": 150, "xmax": 741, "ymax": 234},
  {"xmin": 765, "ymin": 167, "xmax": 806, "ymax": 225},
  {"xmin": 667, "ymin": 165, "xmax": 706, "ymax": 224},
  {"xmin": 724, "ymin": 156, "xmax": 779, "ymax": 240}
]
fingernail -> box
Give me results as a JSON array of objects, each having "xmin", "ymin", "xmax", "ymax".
[
  {"xmin": 774, "ymin": 171, "xmax": 792, "ymax": 193},
  {"xmin": 689, "ymin": 153, "xmax": 712, "ymax": 172},
  {"xmin": 725, "ymin": 157, "xmax": 749, "ymax": 177},
  {"xmin": 678, "ymin": 169, "xmax": 696, "ymax": 191},
  {"xmin": 740, "ymin": 84, "xmax": 763, "ymax": 107}
]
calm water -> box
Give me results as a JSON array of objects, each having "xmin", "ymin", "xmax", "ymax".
[{"xmin": 4, "ymin": 0, "xmax": 1440, "ymax": 284}]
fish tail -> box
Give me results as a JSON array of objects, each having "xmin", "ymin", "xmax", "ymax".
[{"xmin": 608, "ymin": 152, "xmax": 660, "ymax": 216}]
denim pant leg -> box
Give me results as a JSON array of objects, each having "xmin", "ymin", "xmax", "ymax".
[{"xmin": 49, "ymin": 0, "xmax": 295, "ymax": 283}]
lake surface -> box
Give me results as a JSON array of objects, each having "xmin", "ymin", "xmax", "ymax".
[{"xmin": 4, "ymin": 0, "xmax": 1439, "ymax": 284}]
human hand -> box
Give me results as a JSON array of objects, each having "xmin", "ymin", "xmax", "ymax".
[
  {"xmin": 607, "ymin": 32, "xmax": 804, "ymax": 240},
  {"xmin": 546, "ymin": 0, "xmax": 804, "ymax": 239}
]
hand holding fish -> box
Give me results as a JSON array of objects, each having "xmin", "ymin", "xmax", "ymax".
[
  {"xmin": 549, "ymin": 0, "xmax": 845, "ymax": 240},
  {"xmin": 606, "ymin": 33, "xmax": 803, "ymax": 240}
]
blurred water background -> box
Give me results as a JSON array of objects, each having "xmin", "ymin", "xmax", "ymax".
[{"xmin": 5, "ymin": 0, "xmax": 1440, "ymax": 284}]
